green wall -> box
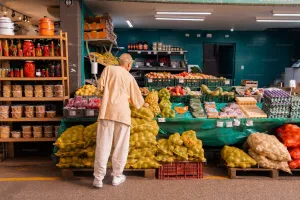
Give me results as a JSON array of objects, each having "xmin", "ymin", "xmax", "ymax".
[{"xmin": 115, "ymin": 28, "xmax": 300, "ymax": 87}]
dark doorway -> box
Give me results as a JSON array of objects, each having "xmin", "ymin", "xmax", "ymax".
[{"xmin": 203, "ymin": 43, "xmax": 235, "ymax": 82}]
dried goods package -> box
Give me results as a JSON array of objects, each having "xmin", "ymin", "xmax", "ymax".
[
  {"xmin": 248, "ymin": 149, "xmax": 291, "ymax": 173},
  {"xmin": 247, "ymin": 132, "xmax": 291, "ymax": 162}
]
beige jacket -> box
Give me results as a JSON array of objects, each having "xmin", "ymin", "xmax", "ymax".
[{"xmin": 97, "ymin": 66, "xmax": 144, "ymax": 125}]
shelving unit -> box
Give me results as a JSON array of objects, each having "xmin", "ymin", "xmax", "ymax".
[{"xmin": 0, "ymin": 31, "xmax": 69, "ymax": 163}]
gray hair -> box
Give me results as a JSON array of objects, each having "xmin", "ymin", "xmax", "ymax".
[{"xmin": 119, "ymin": 53, "xmax": 133, "ymax": 66}]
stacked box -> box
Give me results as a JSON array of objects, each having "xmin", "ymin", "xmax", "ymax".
[
  {"xmin": 291, "ymin": 96, "xmax": 300, "ymax": 118},
  {"xmin": 262, "ymin": 90, "xmax": 291, "ymax": 118}
]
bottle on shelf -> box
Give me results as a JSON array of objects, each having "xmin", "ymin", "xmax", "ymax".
[
  {"xmin": 20, "ymin": 67, "xmax": 24, "ymax": 77},
  {"xmin": 0, "ymin": 40, "xmax": 2, "ymax": 56},
  {"xmin": 3, "ymin": 39, "xmax": 9, "ymax": 56},
  {"xmin": 55, "ymin": 44, "xmax": 61, "ymax": 56},
  {"xmin": 43, "ymin": 45, "xmax": 50, "ymax": 57},
  {"xmin": 50, "ymin": 41, "xmax": 55, "ymax": 57},
  {"xmin": 35, "ymin": 43, "xmax": 42, "ymax": 57},
  {"xmin": 24, "ymin": 61, "xmax": 35, "ymax": 77}
]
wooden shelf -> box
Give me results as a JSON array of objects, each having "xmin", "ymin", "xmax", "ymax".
[
  {"xmin": 0, "ymin": 138, "xmax": 56, "ymax": 142},
  {"xmin": 0, "ymin": 35, "xmax": 62, "ymax": 39},
  {"xmin": 0, "ymin": 117, "xmax": 62, "ymax": 122},
  {"xmin": 128, "ymin": 50, "xmax": 187, "ymax": 54},
  {"xmin": 0, "ymin": 77, "xmax": 67, "ymax": 81},
  {"xmin": 0, "ymin": 56, "xmax": 66, "ymax": 60},
  {"xmin": 131, "ymin": 67, "xmax": 186, "ymax": 72},
  {"xmin": 0, "ymin": 97, "xmax": 67, "ymax": 101}
]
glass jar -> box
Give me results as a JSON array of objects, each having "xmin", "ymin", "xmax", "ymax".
[
  {"xmin": 35, "ymin": 43, "xmax": 42, "ymax": 57},
  {"xmin": 23, "ymin": 40, "xmax": 34, "ymax": 56},
  {"xmin": 24, "ymin": 61, "xmax": 35, "ymax": 77},
  {"xmin": 43, "ymin": 45, "xmax": 50, "ymax": 57},
  {"xmin": 36, "ymin": 69, "xmax": 41, "ymax": 77},
  {"xmin": 143, "ymin": 42, "xmax": 148, "ymax": 50}
]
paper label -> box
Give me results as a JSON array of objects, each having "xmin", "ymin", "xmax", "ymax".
[
  {"xmin": 179, "ymin": 79, "xmax": 184, "ymax": 83},
  {"xmin": 216, "ymin": 121, "xmax": 224, "ymax": 127},
  {"xmin": 137, "ymin": 51, "xmax": 141, "ymax": 54},
  {"xmin": 158, "ymin": 118, "xmax": 166, "ymax": 122},
  {"xmin": 86, "ymin": 109, "xmax": 94, "ymax": 116},
  {"xmin": 233, "ymin": 119, "xmax": 240, "ymax": 127},
  {"xmin": 226, "ymin": 121, "xmax": 233, "ymax": 128},
  {"xmin": 225, "ymin": 80, "xmax": 230, "ymax": 85},
  {"xmin": 153, "ymin": 51, "xmax": 157, "ymax": 55},
  {"xmin": 168, "ymin": 51, "xmax": 171, "ymax": 54},
  {"xmin": 69, "ymin": 110, "xmax": 76, "ymax": 116},
  {"xmin": 246, "ymin": 119, "xmax": 254, "ymax": 126},
  {"xmin": 148, "ymin": 78, "xmax": 153, "ymax": 83},
  {"xmin": 148, "ymin": 51, "xmax": 151, "ymax": 55}
]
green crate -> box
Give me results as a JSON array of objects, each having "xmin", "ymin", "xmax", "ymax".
[
  {"xmin": 171, "ymin": 95, "xmax": 188, "ymax": 103},
  {"xmin": 145, "ymin": 78, "xmax": 175, "ymax": 87},
  {"xmin": 174, "ymin": 78, "xmax": 205, "ymax": 88},
  {"xmin": 205, "ymin": 79, "xmax": 233, "ymax": 87},
  {"xmin": 202, "ymin": 94, "xmax": 235, "ymax": 103}
]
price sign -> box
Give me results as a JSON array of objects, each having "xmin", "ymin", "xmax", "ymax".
[
  {"xmin": 246, "ymin": 119, "xmax": 254, "ymax": 127},
  {"xmin": 148, "ymin": 78, "xmax": 153, "ymax": 83},
  {"xmin": 158, "ymin": 118, "xmax": 166, "ymax": 123},
  {"xmin": 180, "ymin": 51, "xmax": 183, "ymax": 54},
  {"xmin": 148, "ymin": 51, "xmax": 152, "ymax": 55},
  {"xmin": 233, "ymin": 119, "xmax": 241, "ymax": 127},
  {"xmin": 69, "ymin": 110, "xmax": 76, "ymax": 116},
  {"xmin": 216, "ymin": 121, "xmax": 224, "ymax": 128},
  {"xmin": 225, "ymin": 80, "xmax": 230, "ymax": 85},
  {"xmin": 168, "ymin": 51, "xmax": 171, "ymax": 54},
  {"xmin": 153, "ymin": 51, "xmax": 157, "ymax": 55},
  {"xmin": 137, "ymin": 51, "xmax": 141, "ymax": 54},
  {"xmin": 86, "ymin": 109, "xmax": 95, "ymax": 116},
  {"xmin": 179, "ymin": 79, "xmax": 184, "ymax": 83},
  {"xmin": 226, "ymin": 121, "xmax": 233, "ymax": 128}
]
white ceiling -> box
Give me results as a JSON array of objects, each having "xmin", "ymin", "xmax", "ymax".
[{"xmin": 85, "ymin": 0, "xmax": 300, "ymax": 30}]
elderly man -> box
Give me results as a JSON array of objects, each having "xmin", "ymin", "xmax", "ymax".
[{"xmin": 93, "ymin": 53, "xmax": 144, "ymax": 188}]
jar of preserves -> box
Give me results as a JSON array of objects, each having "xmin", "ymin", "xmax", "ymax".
[
  {"xmin": 36, "ymin": 69, "xmax": 41, "ymax": 77},
  {"xmin": 23, "ymin": 40, "xmax": 34, "ymax": 56},
  {"xmin": 3, "ymin": 39, "xmax": 9, "ymax": 56},
  {"xmin": 43, "ymin": 45, "xmax": 50, "ymax": 56},
  {"xmin": 50, "ymin": 41, "xmax": 55, "ymax": 56},
  {"xmin": 138, "ymin": 42, "xmax": 143, "ymax": 50},
  {"xmin": 143, "ymin": 42, "xmax": 148, "ymax": 50},
  {"xmin": 24, "ymin": 61, "xmax": 35, "ymax": 77},
  {"xmin": 35, "ymin": 43, "xmax": 42, "ymax": 57}
]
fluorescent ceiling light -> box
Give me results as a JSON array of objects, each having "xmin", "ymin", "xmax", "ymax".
[
  {"xmin": 273, "ymin": 13, "xmax": 300, "ymax": 16},
  {"xmin": 257, "ymin": 19, "xmax": 300, "ymax": 22},
  {"xmin": 157, "ymin": 11, "xmax": 211, "ymax": 15},
  {"xmin": 156, "ymin": 18, "xmax": 204, "ymax": 21},
  {"xmin": 126, "ymin": 19, "xmax": 133, "ymax": 28}
]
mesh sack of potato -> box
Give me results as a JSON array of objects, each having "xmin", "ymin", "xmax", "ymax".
[
  {"xmin": 172, "ymin": 145, "xmax": 188, "ymax": 160},
  {"xmin": 55, "ymin": 148, "xmax": 85, "ymax": 158},
  {"xmin": 130, "ymin": 105, "xmax": 154, "ymax": 122},
  {"xmin": 128, "ymin": 147, "xmax": 157, "ymax": 159},
  {"xmin": 187, "ymin": 140, "xmax": 206, "ymax": 162},
  {"xmin": 83, "ymin": 122, "xmax": 98, "ymax": 147},
  {"xmin": 57, "ymin": 156, "xmax": 85, "ymax": 168},
  {"xmin": 82, "ymin": 157, "xmax": 95, "ymax": 168},
  {"xmin": 130, "ymin": 118, "xmax": 159, "ymax": 136},
  {"xmin": 181, "ymin": 130, "xmax": 198, "ymax": 148},
  {"xmin": 221, "ymin": 145, "xmax": 257, "ymax": 168},
  {"xmin": 249, "ymin": 149, "xmax": 291, "ymax": 173},
  {"xmin": 125, "ymin": 158, "xmax": 138, "ymax": 169},
  {"xmin": 157, "ymin": 139, "xmax": 173, "ymax": 155},
  {"xmin": 55, "ymin": 125, "xmax": 85, "ymax": 150},
  {"xmin": 145, "ymin": 91, "xmax": 161, "ymax": 116},
  {"xmin": 129, "ymin": 131, "xmax": 157, "ymax": 148},
  {"xmin": 247, "ymin": 132, "xmax": 291, "ymax": 162},
  {"xmin": 156, "ymin": 153, "xmax": 176, "ymax": 163},
  {"xmin": 84, "ymin": 145, "xmax": 96, "ymax": 158},
  {"xmin": 131, "ymin": 157, "xmax": 161, "ymax": 169},
  {"xmin": 168, "ymin": 133, "xmax": 183, "ymax": 146}
]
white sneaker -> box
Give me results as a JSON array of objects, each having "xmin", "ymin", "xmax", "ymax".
[
  {"xmin": 93, "ymin": 179, "xmax": 103, "ymax": 188},
  {"xmin": 112, "ymin": 175, "xmax": 126, "ymax": 186}
]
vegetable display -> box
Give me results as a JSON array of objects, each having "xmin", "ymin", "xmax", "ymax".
[
  {"xmin": 145, "ymin": 90, "xmax": 161, "ymax": 116},
  {"xmin": 201, "ymin": 84, "xmax": 234, "ymax": 98},
  {"xmin": 221, "ymin": 145, "xmax": 257, "ymax": 168}
]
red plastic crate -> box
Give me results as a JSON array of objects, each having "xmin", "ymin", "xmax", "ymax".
[{"xmin": 158, "ymin": 162, "xmax": 203, "ymax": 180}]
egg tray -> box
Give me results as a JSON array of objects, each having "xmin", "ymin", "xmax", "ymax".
[
  {"xmin": 264, "ymin": 96, "xmax": 292, "ymax": 104},
  {"xmin": 235, "ymin": 97, "xmax": 257, "ymax": 105},
  {"xmin": 268, "ymin": 113, "xmax": 290, "ymax": 118}
]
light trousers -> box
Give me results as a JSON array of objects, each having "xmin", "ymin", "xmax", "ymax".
[{"xmin": 94, "ymin": 119, "xmax": 130, "ymax": 181}]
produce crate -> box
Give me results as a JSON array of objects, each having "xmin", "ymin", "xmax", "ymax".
[
  {"xmin": 84, "ymin": 109, "xmax": 99, "ymax": 118},
  {"xmin": 174, "ymin": 78, "xmax": 205, "ymax": 88},
  {"xmin": 145, "ymin": 78, "xmax": 174, "ymax": 87},
  {"xmin": 205, "ymin": 79, "xmax": 233, "ymax": 87},
  {"xmin": 170, "ymin": 95, "xmax": 188, "ymax": 103},
  {"xmin": 202, "ymin": 94, "xmax": 235, "ymax": 103},
  {"xmin": 84, "ymin": 21, "xmax": 111, "ymax": 31},
  {"xmin": 158, "ymin": 162, "xmax": 203, "ymax": 180},
  {"xmin": 63, "ymin": 108, "xmax": 84, "ymax": 118}
]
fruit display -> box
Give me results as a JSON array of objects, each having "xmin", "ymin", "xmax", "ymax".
[
  {"xmin": 277, "ymin": 124, "xmax": 300, "ymax": 169},
  {"xmin": 55, "ymin": 125, "xmax": 85, "ymax": 150},
  {"xmin": 235, "ymin": 87, "xmax": 263, "ymax": 96},
  {"xmin": 185, "ymin": 87, "xmax": 202, "ymax": 97},
  {"xmin": 173, "ymin": 72, "xmax": 217, "ymax": 79},
  {"xmin": 83, "ymin": 122, "xmax": 98, "ymax": 147},
  {"xmin": 75, "ymin": 84, "xmax": 97, "ymax": 96},
  {"xmin": 167, "ymin": 86, "xmax": 185, "ymax": 96},
  {"xmin": 221, "ymin": 145, "xmax": 257, "ymax": 168},
  {"xmin": 157, "ymin": 88, "xmax": 175, "ymax": 118},
  {"xmin": 189, "ymin": 98, "xmax": 206, "ymax": 118},
  {"xmin": 156, "ymin": 131, "xmax": 206, "ymax": 162},
  {"xmin": 89, "ymin": 52, "xmax": 119, "ymax": 66},
  {"xmin": 219, "ymin": 103, "xmax": 246, "ymax": 119},
  {"xmin": 161, "ymin": 107, "xmax": 176, "ymax": 118},
  {"xmin": 145, "ymin": 72, "xmax": 173, "ymax": 79},
  {"xmin": 145, "ymin": 90, "xmax": 161, "ymax": 116},
  {"xmin": 201, "ymin": 84, "xmax": 234, "ymax": 98},
  {"xmin": 126, "ymin": 105, "xmax": 160, "ymax": 169},
  {"xmin": 158, "ymin": 88, "xmax": 170, "ymax": 100}
]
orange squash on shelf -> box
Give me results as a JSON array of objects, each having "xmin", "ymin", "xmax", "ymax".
[{"xmin": 174, "ymin": 106, "xmax": 188, "ymax": 114}]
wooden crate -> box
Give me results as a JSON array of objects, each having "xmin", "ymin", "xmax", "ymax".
[
  {"xmin": 241, "ymin": 80, "xmax": 258, "ymax": 88},
  {"xmin": 84, "ymin": 21, "xmax": 113, "ymax": 32},
  {"xmin": 61, "ymin": 168, "xmax": 156, "ymax": 179},
  {"xmin": 84, "ymin": 30, "xmax": 108, "ymax": 40}
]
